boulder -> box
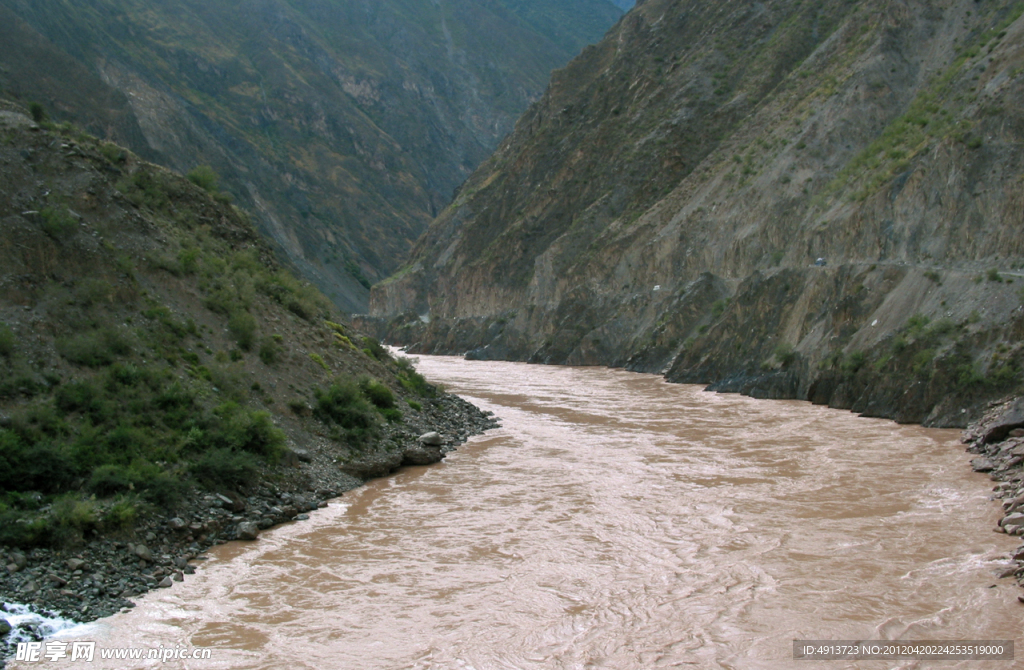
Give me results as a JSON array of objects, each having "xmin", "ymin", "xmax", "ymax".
[
  {"xmin": 168, "ymin": 517, "xmax": 187, "ymax": 531},
  {"xmin": 66, "ymin": 558, "xmax": 86, "ymax": 572},
  {"xmin": 158, "ymin": 576, "xmax": 173, "ymax": 588},
  {"xmin": 971, "ymin": 457, "xmax": 996, "ymax": 472},
  {"xmin": 402, "ymin": 444, "xmax": 445, "ymax": 466},
  {"xmin": 338, "ymin": 451, "xmax": 403, "ymax": 479},
  {"xmin": 419, "ymin": 431, "xmax": 444, "ymax": 446},
  {"xmin": 133, "ymin": 544, "xmax": 154, "ymax": 563},
  {"xmin": 237, "ymin": 522, "xmax": 260, "ymax": 541},
  {"xmin": 0, "ymin": 618, "xmax": 11, "ymax": 637},
  {"xmin": 1001, "ymin": 512, "xmax": 1024, "ymax": 528},
  {"xmin": 983, "ymin": 399, "xmax": 1024, "ymax": 444}
]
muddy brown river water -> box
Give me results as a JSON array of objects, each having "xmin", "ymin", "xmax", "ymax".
[{"xmin": 18, "ymin": 356, "xmax": 1022, "ymax": 669}]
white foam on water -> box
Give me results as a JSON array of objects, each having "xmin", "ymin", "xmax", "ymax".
[{"xmin": 2, "ymin": 602, "xmax": 90, "ymax": 647}]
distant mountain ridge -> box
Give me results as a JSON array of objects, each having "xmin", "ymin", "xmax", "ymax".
[
  {"xmin": 369, "ymin": 0, "xmax": 1024, "ymax": 427},
  {"xmin": 0, "ymin": 0, "xmax": 623, "ymax": 311}
]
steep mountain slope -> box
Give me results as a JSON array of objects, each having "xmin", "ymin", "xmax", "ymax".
[
  {"xmin": 0, "ymin": 105, "xmax": 492, "ymax": 599},
  {"xmin": 0, "ymin": 0, "xmax": 623, "ymax": 312},
  {"xmin": 370, "ymin": 0, "xmax": 1024, "ymax": 426}
]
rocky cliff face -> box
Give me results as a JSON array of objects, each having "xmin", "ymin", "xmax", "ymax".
[
  {"xmin": 370, "ymin": 0, "xmax": 1024, "ymax": 427},
  {"xmin": 0, "ymin": 0, "xmax": 623, "ymax": 312}
]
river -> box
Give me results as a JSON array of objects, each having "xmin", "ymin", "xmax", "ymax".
[{"xmin": 14, "ymin": 356, "xmax": 1020, "ymax": 669}]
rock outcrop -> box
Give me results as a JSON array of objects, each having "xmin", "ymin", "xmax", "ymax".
[{"xmin": 370, "ymin": 0, "xmax": 1024, "ymax": 426}]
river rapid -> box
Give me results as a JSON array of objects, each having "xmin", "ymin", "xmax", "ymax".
[{"xmin": 15, "ymin": 356, "xmax": 1021, "ymax": 669}]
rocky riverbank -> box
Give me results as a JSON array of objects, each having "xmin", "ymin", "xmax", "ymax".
[
  {"xmin": 963, "ymin": 397, "xmax": 1024, "ymax": 596},
  {"xmin": 0, "ymin": 392, "xmax": 497, "ymax": 658}
]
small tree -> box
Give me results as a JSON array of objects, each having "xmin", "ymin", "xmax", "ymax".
[
  {"xmin": 187, "ymin": 165, "xmax": 220, "ymax": 193},
  {"xmin": 28, "ymin": 102, "xmax": 47, "ymax": 123}
]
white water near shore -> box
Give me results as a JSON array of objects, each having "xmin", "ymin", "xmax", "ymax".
[{"xmin": 8, "ymin": 356, "xmax": 1021, "ymax": 669}]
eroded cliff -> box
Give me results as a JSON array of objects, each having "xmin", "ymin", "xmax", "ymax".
[{"xmin": 370, "ymin": 0, "xmax": 1024, "ymax": 426}]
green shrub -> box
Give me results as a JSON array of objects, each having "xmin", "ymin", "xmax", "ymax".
[
  {"xmin": 40, "ymin": 206, "xmax": 78, "ymax": 239},
  {"xmin": 228, "ymin": 311, "xmax": 257, "ymax": 351},
  {"xmin": 99, "ymin": 142, "xmax": 126, "ymax": 165},
  {"xmin": 314, "ymin": 380, "xmax": 379, "ymax": 445},
  {"xmin": 0, "ymin": 323, "xmax": 14, "ymax": 357},
  {"xmin": 840, "ymin": 351, "xmax": 866, "ymax": 375},
  {"xmin": 75, "ymin": 278, "xmax": 113, "ymax": 306},
  {"xmin": 407, "ymin": 400, "xmax": 422, "ymax": 411},
  {"xmin": 187, "ymin": 165, "xmax": 220, "ymax": 193},
  {"xmin": 711, "ymin": 299, "xmax": 730, "ymax": 318},
  {"xmin": 987, "ymin": 267, "xmax": 1002, "ymax": 282},
  {"xmin": 0, "ymin": 433, "xmax": 77, "ymax": 494},
  {"xmin": 906, "ymin": 313, "xmax": 930, "ymax": 336},
  {"xmin": 201, "ymin": 403, "xmax": 285, "ymax": 460},
  {"xmin": 179, "ymin": 248, "xmax": 200, "ymax": 274},
  {"xmin": 259, "ymin": 336, "xmax": 283, "ymax": 365},
  {"xmin": 55, "ymin": 380, "xmax": 111, "ymax": 422},
  {"xmin": 191, "ymin": 448, "xmax": 259, "ymax": 490},
  {"xmin": 773, "ymin": 343, "xmax": 797, "ymax": 367},
  {"xmin": 121, "ymin": 169, "xmax": 170, "ymax": 211},
  {"xmin": 57, "ymin": 328, "xmax": 131, "ymax": 367},
  {"xmin": 359, "ymin": 378, "xmax": 396, "ymax": 409},
  {"xmin": 912, "ymin": 348, "xmax": 936, "ymax": 377},
  {"xmin": 380, "ymin": 408, "xmax": 403, "ymax": 423},
  {"xmin": 101, "ymin": 495, "xmax": 138, "ymax": 531},
  {"xmin": 395, "ymin": 357, "xmax": 435, "ymax": 397},
  {"xmin": 28, "ymin": 102, "xmax": 47, "ymax": 123},
  {"xmin": 0, "ymin": 509, "xmax": 50, "ymax": 547},
  {"xmin": 361, "ymin": 337, "xmax": 391, "ymax": 362},
  {"xmin": 88, "ymin": 464, "xmax": 133, "ymax": 497},
  {"xmin": 50, "ymin": 495, "xmax": 98, "ymax": 546},
  {"xmin": 310, "ymin": 352, "xmax": 329, "ymax": 370},
  {"xmin": 138, "ymin": 473, "xmax": 184, "ymax": 506}
]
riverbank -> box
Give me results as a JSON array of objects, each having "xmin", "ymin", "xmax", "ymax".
[
  {"xmin": 963, "ymin": 396, "xmax": 1024, "ymax": 595},
  {"xmin": 0, "ymin": 391, "xmax": 497, "ymax": 658}
]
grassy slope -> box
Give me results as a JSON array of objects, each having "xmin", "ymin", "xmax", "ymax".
[{"xmin": 0, "ymin": 109, "xmax": 439, "ymax": 549}]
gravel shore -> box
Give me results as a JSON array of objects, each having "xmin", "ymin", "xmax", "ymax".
[
  {"xmin": 0, "ymin": 392, "xmax": 497, "ymax": 658},
  {"xmin": 963, "ymin": 397, "xmax": 1024, "ymax": 592}
]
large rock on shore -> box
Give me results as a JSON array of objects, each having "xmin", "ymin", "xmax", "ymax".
[
  {"xmin": 338, "ymin": 451, "xmax": 405, "ymax": 480},
  {"xmin": 237, "ymin": 522, "xmax": 260, "ymax": 541},
  {"xmin": 981, "ymin": 399, "xmax": 1024, "ymax": 445},
  {"xmin": 401, "ymin": 444, "xmax": 445, "ymax": 466}
]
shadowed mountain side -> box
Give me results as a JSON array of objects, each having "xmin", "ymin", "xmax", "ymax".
[{"xmin": 0, "ymin": 0, "xmax": 624, "ymax": 312}]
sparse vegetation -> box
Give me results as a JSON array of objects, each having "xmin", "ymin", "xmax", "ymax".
[
  {"xmin": 228, "ymin": 311, "xmax": 257, "ymax": 351},
  {"xmin": 0, "ymin": 323, "xmax": 14, "ymax": 357},
  {"xmin": 28, "ymin": 102, "xmax": 47, "ymax": 124},
  {"xmin": 259, "ymin": 335, "xmax": 283, "ymax": 365},
  {"xmin": 56, "ymin": 327, "xmax": 132, "ymax": 367},
  {"xmin": 187, "ymin": 165, "xmax": 220, "ymax": 193},
  {"xmin": 314, "ymin": 380, "xmax": 380, "ymax": 447},
  {"xmin": 40, "ymin": 206, "xmax": 78, "ymax": 240}
]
